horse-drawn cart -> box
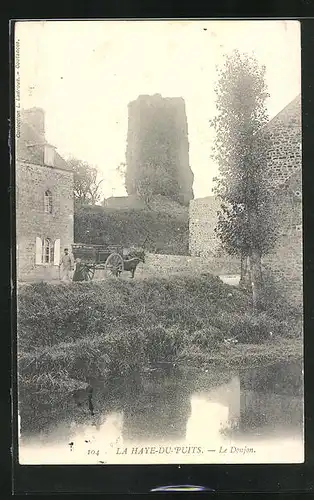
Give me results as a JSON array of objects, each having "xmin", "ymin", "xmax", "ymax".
[
  {"xmin": 71, "ymin": 243, "xmax": 125, "ymax": 280},
  {"xmin": 71, "ymin": 242, "xmax": 145, "ymax": 281}
]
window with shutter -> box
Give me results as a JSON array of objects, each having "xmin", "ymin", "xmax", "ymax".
[
  {"xmin": 54, "ymin": 239, "xmax": 61, "ymax": 266},
  {"xmin": 42, "ymin": 238, "xmax": 54, "ymax": 264},
  {"xmin": 35, "ymin": 237, "xmax": 42, "ymax": 264}
]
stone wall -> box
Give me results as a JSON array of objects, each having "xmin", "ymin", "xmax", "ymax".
[
  {"xmin": 134, "ymin": 252, "xmax": 240, "ymax": 278},
  {"xmin": 125, "ymin": 94, "xmax": 194, "ymax": 205},
  {"xmin": 262, "ymin": 98, "xmax": 302, "ymax": 308},
  {"xmin": 262, "ymin": 94, "xmax": 302, "ymax": 186},
  {"xmin": 263, "ymin": 233, "xmax": 303, "ymax": 309},
  {"xmin": 188, "ymin": 95, "xmax": 302, "ymax": 308},
  {"xmin": 189, "ymin": 196, "xmax": 221, "ymax": 257},
  {"xmin": 16, "ymin": 161, "xmax": 74, "ymax": 281}
]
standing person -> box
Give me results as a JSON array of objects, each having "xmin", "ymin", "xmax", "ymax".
[
  {"xmin": 59, "ymin": 248, "xmax": 74, "ymax": 281},
  {"xmin": 72, "ymin": 258, "xmax": 86, "ymax": 282}
]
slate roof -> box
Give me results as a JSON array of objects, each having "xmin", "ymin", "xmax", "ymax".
[{"xmin": 16, "ymin": 111, "xmax": 70, "ymax": 171}]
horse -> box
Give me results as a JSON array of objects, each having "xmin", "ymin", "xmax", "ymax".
[
  {"xmin": 116, "ymin": 249, "xmax": 145, "ymax": 278},
  {"xmin": 122, "ymin": 257, "xmax": 143, "ymax": 278}
]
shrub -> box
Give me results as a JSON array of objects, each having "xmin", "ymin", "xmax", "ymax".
[
  {"xmin": 187, "ymin": 325, "xmax": 224, "ymax": 349},
  {"xmin": 144, "ymin": 324, "xmax": 183, "ymax": 363},
  {"xmin": 229, "ymin": 312, "xmax": 273, "ymax": 344},
  {"xmin": 102, "ymin": 326, "xmax": 147, "ymax": 375},
  {"xmin": 74, "ymin": 205, "xmax": 189, "ymax": 255},
  {"xmin": 18, "ymin": 336, "xmax": 110, "ymax": 383},
  {"xmin": 261, "ymin": 271, "xmax": 302, "ymax": 319},
  {"xmin": 177, "ymin": 344, "xmax": 215, "ymax": 365},
  {"xmin": 227, "ymin": 311, "xmax": 293, "ymax": 344}
]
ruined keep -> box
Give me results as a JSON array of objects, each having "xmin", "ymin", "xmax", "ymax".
[{"xmin": 125, "ymin": 94, "xmax": 194, "ymax": 206}]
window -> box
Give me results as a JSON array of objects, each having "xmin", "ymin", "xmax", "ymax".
[
  {"xmin": 36, "ymin": 237, "xmax": 60, "ymax": 265},
  {"xmin": 44, "ymin": 190, "xmax": 53, "ymax": 214},
  {"xmin": 42, "ymin": 238, "xmax": 54, "ymax": 264}
]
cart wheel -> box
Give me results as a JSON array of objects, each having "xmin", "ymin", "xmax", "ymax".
[
  {"xmin": 105, "ymin": 253, "xmax": 124, "ymax": 277},
  {"xmin": 84, "ymin": 264, "xmax": 96, "ymax": 281}
]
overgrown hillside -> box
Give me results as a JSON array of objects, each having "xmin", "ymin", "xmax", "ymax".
[
  {"xmin": 18, "ymin": 276, "xmax": 302, "ymax": 433},
  {"xmin": 75, "ymin": 197, "xmax": 189, "ymax": 254}
]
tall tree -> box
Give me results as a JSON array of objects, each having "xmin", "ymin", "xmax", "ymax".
[
  {"xmin": 210, "ymin": 50, "xmax": 278, "ymax": 309},
  {"xmin": 68, "ymin": 157, "xmax": 103, "ymax": 208}
]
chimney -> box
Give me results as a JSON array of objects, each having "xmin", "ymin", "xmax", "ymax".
[{"xmin": 21, "ymin": 107, "xmax": 45, "ymax": 138}]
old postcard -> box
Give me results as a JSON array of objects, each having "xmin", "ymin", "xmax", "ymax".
[{"xmin": 14, "ymin": 19, "xmax": 303, "ymax": 465}]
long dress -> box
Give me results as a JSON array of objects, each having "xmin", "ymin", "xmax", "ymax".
[{"xmin": 72, "ymin": 262, "xmax": 86, "ymax": 282}]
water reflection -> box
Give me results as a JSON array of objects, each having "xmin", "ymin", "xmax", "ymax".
[
  {"xmin": 19, "ymin": 361, "xmax": 304, "ymax": 464},
  {"xmin": 121, "ymin": 369, "xmax": 192, "ymax": 443},
  {"xmin": 186, "ymin": 376, "xmax": 240, "ymax": 445},
  {"xmin": 238, "ymin": 361, "xmax": 303, "ymax": 436}
]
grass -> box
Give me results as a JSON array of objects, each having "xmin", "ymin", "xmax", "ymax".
[
  {"xmin": 17, "ymin": 275, "xmax": 303, "ymax": 434},
  {"xmin": 183, "ymin": 337, "xmax": 303, "ymax": 367}
]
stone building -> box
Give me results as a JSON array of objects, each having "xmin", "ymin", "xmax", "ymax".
[
  {"xmin": 16, "ymin": 107, "xmax": 74, "ymax": 282},
  {"xmin": 189, "ymin": 196, "xmax": 221, "ymax": 258},
  {"xmin": 189, "ymin": 94, "xmax": 302, "ymax": 306},
  {"xmin": 125, "ymin": 94, "xmax": 194, "ymax": 206}
]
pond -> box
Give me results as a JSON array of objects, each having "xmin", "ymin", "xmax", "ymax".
[{"xmin": 18, "ymin": 360, "xmax": 304, "ymax": 465}]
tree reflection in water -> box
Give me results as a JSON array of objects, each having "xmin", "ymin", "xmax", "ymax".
[
  {"xmin": 121, "ymin": 366, "xmax": 192, "ymax": 443},
  {"xmin": 114, "ymin": 361, "xmax": 303, "ymax": 443}
]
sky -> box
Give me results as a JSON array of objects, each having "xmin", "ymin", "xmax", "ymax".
[{"xmin": 15, "ymin": 20, "xmax": 301, "ymax": 200}]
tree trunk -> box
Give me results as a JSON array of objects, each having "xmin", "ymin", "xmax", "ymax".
[
  {"xmin": 240, "ymin": 254, "xmax": 244, "ymax": 280},
  {"xmin": 248, "ymin": 249, "xmax": 264, "ymax": 310},
  {"xmin": 240, "ymin": 254, "xmax": 247, "ymax": 281},
  {"xmin": 239, "ymin": 254, "xmax": 249, "ymax": 290},
  {"xmin": 246, "ymin": 202, "xmax": 264, "ymax": 309},
  {"xmin": 239, "ymin": 254, "xmax": 245, "ymax": 288}
]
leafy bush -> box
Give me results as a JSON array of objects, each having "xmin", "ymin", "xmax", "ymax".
[
  {"xmin": 187, "ymin": 325, "xmax": 224, "ymax": 349},
  {"xmin": 228, "ymin": 312, "xmax": 275, "ymax": 344},
  {"xmin": 226, "ymin": 311, "xmax": 301, "ymax": 344},
  {"xmin": 74, "ymin": 205, "xmax": 189, "ymax": 255},
  {"xmin": 261, "ymin": 271, "xmax": 302, "ymax": 319},
  {"xmin": 144, "ymin": 324, "xmax": 183, "ymax": 363}
]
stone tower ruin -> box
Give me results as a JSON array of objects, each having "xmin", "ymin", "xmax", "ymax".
[{"xmin": 125, "ymin": 94, "xmax": 194, "ymax": 206}]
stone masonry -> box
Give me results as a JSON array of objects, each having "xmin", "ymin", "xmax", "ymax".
[
  {"xmin": 189, "ymin": 95, "xmax": 302, "ymax": 307},
  {"xmin": 16, "ymin": 108, "xmax": 74, "ymax": 281},
  {"xmin": 125, "ymin": 94, "xmax": 194, "ymax": 206},
  {"xmin": 189, "ymin": 196, "xmax": 222, "ymax": 258}
]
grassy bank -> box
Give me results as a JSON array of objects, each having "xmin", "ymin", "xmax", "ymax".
[{"xmin": 17, "ymin": 275, "xmax": 302, "ymax": 433}]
